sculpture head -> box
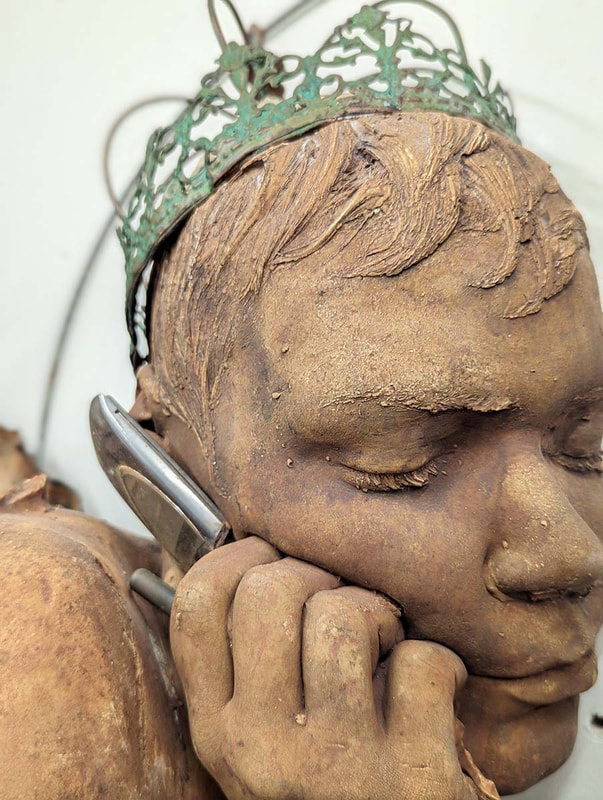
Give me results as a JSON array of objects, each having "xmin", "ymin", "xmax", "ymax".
[{"xmin": 133, "ymin": 110, "xmax": 603, "ymax": 794}]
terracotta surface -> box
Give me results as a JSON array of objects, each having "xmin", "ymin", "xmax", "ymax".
[{"xmin": 1, "ymin": 111, "xmax": 602, "ymax": 798}]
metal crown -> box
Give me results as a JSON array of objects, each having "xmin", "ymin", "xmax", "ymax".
[{"xmin": 120, "ymin": 0, "xmax": 518, "ymax": 361}]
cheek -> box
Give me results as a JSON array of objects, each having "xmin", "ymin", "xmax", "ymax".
[
  {"xmin": 237, "ymin": 458, "xmax": 492, "ymax": 619},
  {"xmin": 559, "ymin": 471, "xmax": 603, "ymax": 544}
]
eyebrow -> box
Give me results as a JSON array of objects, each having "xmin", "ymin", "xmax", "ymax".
[{"xmin": 319, "ymin": 386, "xmax": 516, "ymax": 415}]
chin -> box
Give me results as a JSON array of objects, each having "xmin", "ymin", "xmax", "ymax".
[{"xmin": 459, "ymin": 695, "xmax": 579, "ymax": 795}]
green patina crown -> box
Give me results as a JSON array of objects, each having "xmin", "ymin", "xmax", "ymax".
[{"xmin": 121, "ymin": 0, "xmax": 518, "ymax": 361}]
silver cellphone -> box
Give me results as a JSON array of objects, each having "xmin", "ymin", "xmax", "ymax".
[{"xmin": 89, "ymin": 394, "xmax": 231, "ymax": 574}]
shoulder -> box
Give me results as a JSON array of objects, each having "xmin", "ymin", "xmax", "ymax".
[
  {"xmin": 0, "ymin": 472, "xmax": 159, "ymax": 576},
  {"xmin": 0, "ymin": 475, "xmax": 219, "ymax": 800}
]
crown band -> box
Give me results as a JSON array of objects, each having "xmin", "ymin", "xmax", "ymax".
[{"xmin": 120, "ymin": 0, "xmax": 518, "ymax": 364}]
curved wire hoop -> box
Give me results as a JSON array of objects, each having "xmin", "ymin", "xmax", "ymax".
[
  {"xmin": 103, "ymin": 96, "xmax": 192, "ymax": 220},
  {"xmin": 208, "ymin": 0, "xmax": 249, "ymax": 50},
  {"xmin": 37, "ymin": 0, "xmax": 329, "ymax": 462}
]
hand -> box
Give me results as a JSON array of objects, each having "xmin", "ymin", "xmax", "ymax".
[{"xmin": 170, "ymin": 536, "xmax": 488, "ymax": 800}]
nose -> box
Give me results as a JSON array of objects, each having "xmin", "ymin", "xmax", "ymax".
[{"xmin": 486, "ymin": 438, "xmax": 603, "ymax": 602}]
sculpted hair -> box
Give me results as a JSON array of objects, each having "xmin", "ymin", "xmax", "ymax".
[{"xmin": 149, "ymin": 111, "xmax": 587, "ymax": 481}]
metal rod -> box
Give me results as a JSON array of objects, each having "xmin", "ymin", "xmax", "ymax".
[
  {"xmin": 130, "ymin": 568, "xmax": 175, "ymax": 615},
  {"xmin": 264, "ymin": 0, "xmax": 326, "ymax": 40}
]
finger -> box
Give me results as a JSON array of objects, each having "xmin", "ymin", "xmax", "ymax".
[
  {"xmin": 170, "ymin": 536, "xmax": 279, "ymax": 719},
  {"xmin": 231, "ymin": 558, "xmax": 340, "ymax": 718},
  {"xmin": 303, "ymin": 586, "xmax": 402, "ymax": 734},
  {"xmin": 384, "ymin": 640, "xmax": 467, "ymax": 744}
]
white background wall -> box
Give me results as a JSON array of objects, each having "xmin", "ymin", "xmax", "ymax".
[{"xmin": 2, "ymin": 1, "xmax": 602, "ymax": 796}]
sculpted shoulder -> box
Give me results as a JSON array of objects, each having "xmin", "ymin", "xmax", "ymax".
[
  {"xmin": 0, "ymin": 475, "xmax": 220, "ymax": 800},
  {"xmin": 0, "ymin": 472, "xmax": 161, "ymax": 581}
]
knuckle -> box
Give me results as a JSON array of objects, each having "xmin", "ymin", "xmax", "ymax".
[
  {"xmin": 235, "ymin": 556, "xmax": 333, "ymax": 609},
  {"xmin": 337, "ymin": 585, "xmax": 390, "ymax": 606},
  {"xmin": 305, "ymin": 589, "xmax": 339, "ymax": 621},
  {"xmin": 306, "ymin": 590, "xmax": 365, "ymax": 641},
  {"xmin": 172, "ymin": 561, "xmax": 218, "ymax": 616},
  {"xmin": 398, "ymin": 640, "xmax": 466, "ymax": 684},
  {"xmin": 255, "ymin": 558, "xmax": 311, "ymax": 590},
  {"xmin": 236, "ymin": 562, "xmax": 295, "ymax": 605},
  {"xmin": 310, "ymin": 586, "xmax": 397, "ymax": 618},
  {"xmin": 174, "ymin": 536, "xmax": 280, "ymax": 615},
  {"xmin": 277, "ymin": 556, "xmax": 338, "ymax": 587},
  {"xmin": 236, "ymin": 534, "xmax": 280, "ymax": 560},
  {"xmin": 338, "ymin": 587, "xmax": 401, "ymax": 628}
]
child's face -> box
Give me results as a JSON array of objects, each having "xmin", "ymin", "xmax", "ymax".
[
  {"xmin": 148, "ymin": 120, "xmax": 603, "ymax": 792},
  {"xmin": 190, "ymin": 196, "xmax": 603, "ymax": 793}
]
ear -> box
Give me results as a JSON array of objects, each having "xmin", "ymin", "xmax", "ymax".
[
  {"xmin": 129, "ymin": 364, "xmax": 164, "ymax": 441},
  {"xmin": 130, "ymin": 363, "xmax": 237, "ymax": 530}
]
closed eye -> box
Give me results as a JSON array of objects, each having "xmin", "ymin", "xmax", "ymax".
[{"xmin": 343, "ymin": 458, "xmax": 440, "ymax": 492}]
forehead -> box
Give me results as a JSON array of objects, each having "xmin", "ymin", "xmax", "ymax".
[{"xmin": 255, "ymin": 237, "xmax": 603, "ymax": 440}]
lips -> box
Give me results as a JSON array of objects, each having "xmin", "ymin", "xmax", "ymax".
[{"xmin": 472, "ymin": 650, "xmax": 598, "ymax": 707}]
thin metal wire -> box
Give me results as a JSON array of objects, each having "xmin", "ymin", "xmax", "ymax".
[
  {"xmin": 263, "ymin": 0, "xmax": 326, "ymax": 40},
  {"xmin": 38, "ymin": 96, "xmax": 192, "ymax": 463},
  {"xmin": 208, "ymin": 0, "xmax": 249, "ymax": 50},
  {"xmin": 395, "ymin": 0, "xmax": 466, "ymax": 60},
  {"xmin": 103, "ymin": 95, "xmax": 191, "ymax": 221},
  {"xmin": 261, "ymin": 1, "xmax": 462, "ymax": 55},
  {"xmin": 36, "ymin": 0, "xmax": 335, "ymax": 464},
  {"xmin": 36, "ymin": 178, "xmax": 136, "ymax": 464}
]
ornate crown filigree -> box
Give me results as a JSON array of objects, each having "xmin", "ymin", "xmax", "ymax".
[{"xmin": 120, "ymin": 0, "xmax": 518, "ymax": 360}]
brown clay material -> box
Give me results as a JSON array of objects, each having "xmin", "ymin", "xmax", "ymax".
[
  {"xmin": 1, "ymin": 111, "xmax": 602, "ymax": 798},
  {"xmin": 147, "ymin": 112, "xmax": 603, "ymax": 796},
  {"xmin": 0, "ymin": 426, "xmax": 81, "ymax": 509},
  {"xmin": 0, "ymin": 475, "xmax": 220, "ymax": 799}
]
